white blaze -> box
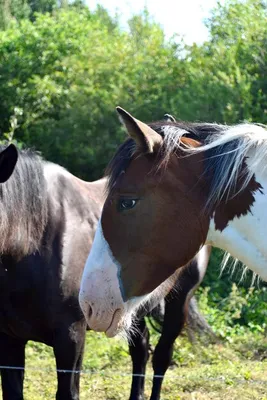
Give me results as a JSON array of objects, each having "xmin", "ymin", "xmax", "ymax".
[{"xmin": 79, "ymin": 221, "xmax": 125, "ymax": 333}]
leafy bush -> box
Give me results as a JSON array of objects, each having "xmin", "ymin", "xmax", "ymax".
[
  {"xmin": 0, "ymin": 7, "xmax": 186, "ymax": 179},
  {"xmin": 198, "ymin": 258, "xmax": 267, "ymax": 340},
  {"xmin": 1, "ymin": 1, "xmax": 266, "ymax": 179}
]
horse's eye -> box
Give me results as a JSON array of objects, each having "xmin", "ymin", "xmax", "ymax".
[{"xmin": 118, "ymin": 199, "xmax": 137, "ymax": 211}]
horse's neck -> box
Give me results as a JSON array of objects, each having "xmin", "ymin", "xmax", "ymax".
[
  {"xmin": 72, "ymin": 177, "xmax": 107, "ymax": 205},
  {"xmin": 43, "ymin": 166, "xmax": 106, "ymax": 293},
  {"xmin": 207, "ymin": 164, "xmax": 267, "ymax": 281},
  {"xmin": 44, "ymin": 162, "xmax": 106, "ymax": 219}
]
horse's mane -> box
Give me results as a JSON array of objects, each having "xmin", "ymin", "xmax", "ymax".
[
  {"xmin": 106, "ymin": 120, "xmax": 267, "ymax": 208},
  {"xmin": 0, "ymin": 145, "xmax": 48, "ymax": 258},
  {"xmin": 184, "ymin": 122, "xmax": 267, "ymax": 207},
  {"xmin": 106, "ymin": 120, "xmax": 225, "ymax": 192}
]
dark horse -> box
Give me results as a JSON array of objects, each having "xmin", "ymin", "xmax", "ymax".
[
  {"xmin": 128, "ymin": 245, "xmax": 211, "ymax": 400},
  {"xmin": 0, "ymin": 141, "xmax": 210, "ymax": 400},
  {"xmin": 0, "ymin": 144, "xmax": 105, "ymax": 400}
]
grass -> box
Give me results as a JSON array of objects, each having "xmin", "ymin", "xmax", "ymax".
[{"xmin": 1, "ymin": 325, "xmax": 266, "ymax": 399}]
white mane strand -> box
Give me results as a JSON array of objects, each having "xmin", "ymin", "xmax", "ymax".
[{"xmin": 183, "ymin": 123, "xmax": 267, "ymax": 207}]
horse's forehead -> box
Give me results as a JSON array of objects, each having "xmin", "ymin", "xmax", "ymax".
[
  {"xmin": 112, "ymin": 152, "xmax": 203, "ymax": 196},
  {"xmin": 114, "ymin": 155, "xmax": 157, "ymax": 189}
]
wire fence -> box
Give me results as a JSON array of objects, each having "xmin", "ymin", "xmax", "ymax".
[
  {"xmin": 0, "ymin": 338, "xmax": 266, "ymax": 400},
  {"xmin": 0, "ymin": 364, "xmax": 266, "ymax": 384},
  {"xmin": 0, "ymin": 362, "xmax": 266, "ymax": 400}
]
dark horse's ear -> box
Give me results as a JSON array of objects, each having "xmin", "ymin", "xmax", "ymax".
[
  {"xmin": 0, "ymin": 144, "xmax": 18, "ymax": 183},
  {"xmin": 116, "ymin": 106, "xmax": 162, "ymax": 154},
  {"xmin": 164, "ymin": 113, "xmax": 176, "ymax": 122}
]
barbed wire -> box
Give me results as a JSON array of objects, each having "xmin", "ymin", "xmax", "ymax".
[{"xmin": 0, "ymin": 364, "xmax": 266, "ymax": 386}]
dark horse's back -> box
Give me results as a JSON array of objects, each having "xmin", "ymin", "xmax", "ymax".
[
  {"xmin": 0, "ymin": 153, "xmax": 106, "ymax": 399},
  {"xmin": 0, "ymin": 163, "xmax": 105, "ymax": 343}
]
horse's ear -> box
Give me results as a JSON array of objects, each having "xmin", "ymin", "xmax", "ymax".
[
  {"xmin": 0, "ymin": 144, "xmax": 18, "ymax": 183},
  {"xmin": 116, "ymin": 107, "xmax": 162, "ymax": 153},
  {"xmin": 164, "ymin": 113, "xmax": 176, "ymax": 122}
]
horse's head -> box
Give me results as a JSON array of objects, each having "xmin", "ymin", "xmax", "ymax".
[
  {"xmin": 0, "ymin": 144, "xmax": 18, "ymax": 183},
  {"xmin": 79, "ymin": 108, "xmax": 209, "ymax": 337}
]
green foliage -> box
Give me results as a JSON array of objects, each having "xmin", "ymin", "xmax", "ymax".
[
  {"xmin": 0, "ymin": 0, "xmax": 266, "ymax": 335},
  {"xmin": 0, "ymin": 0, "xmax": 86, "ymax": 30},
  {"xmin": 203, "ymin": 0, "xmax": 267, "ymax": 123},
  {"xmin": 0, "ymin": 107, "xmax": 23, "ymax": 148},
  {"xmin": 0, "ymin": 0, "xmax": 30, "ymax": 30},
  {"xmin": 1, "ymin": 0, "xmax": 267, "ymax": 178},
  {"xmin": 198, "ymin": 246, "xmax": 267, "ymax": 339},
  {"xmin": 0, "ymin": 7, "xmax": 184, "ymax": 178},
  {"xmin": 169, "ymin": 0, "xmax": 267, "ymax": 123},
  {"xmin": 198, "ymin": 277, "xmax": 267, "ymax": 339},
  {"xmin": 28, "ymin": 0, "xmax": 57, "ymax": 15}
]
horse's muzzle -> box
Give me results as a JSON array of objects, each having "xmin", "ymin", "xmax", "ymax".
[{"xmin": 79, "ymin": 293, "xmax": 124, "ymax": 336}]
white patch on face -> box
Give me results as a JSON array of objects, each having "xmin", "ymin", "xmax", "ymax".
[
  {"xmin": 207, "ymin": 160, "xmax": 267, "ymax": 282},
  {"xmin": 79, "ymin": 221, "xmax": 125, "ymax": 333},
  {"xmin": 79, "ymin": 221, "xmax": 156, "ymax": 336},
  {"xmin": 79, "ymin": 220, "xmax": 185, "ymax": 337}
]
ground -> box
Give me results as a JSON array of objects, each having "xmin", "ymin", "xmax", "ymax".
[{"xmin": 1, "ymin": 325, "xmax": 266, "ymax": 399}]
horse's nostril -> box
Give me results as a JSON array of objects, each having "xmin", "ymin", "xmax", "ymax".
[{"xmin": 87, "ymin": 304, "xmax": 93, "ymax": 319}]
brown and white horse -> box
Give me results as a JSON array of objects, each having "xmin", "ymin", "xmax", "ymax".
[{"xmin": 79, "ymin": 107, "xmax": 267, "ymax": 338}]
